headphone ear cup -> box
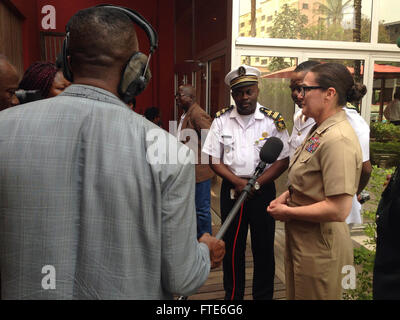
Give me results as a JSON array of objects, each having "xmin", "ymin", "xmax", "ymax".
[{"xmin": 119, "ymin": 52, "xmax": 152, "ymax": 103}]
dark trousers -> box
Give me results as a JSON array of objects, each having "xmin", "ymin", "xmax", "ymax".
[{"xmin": 220, "ymin": 179, "xmax": 276, "ymax": 300}]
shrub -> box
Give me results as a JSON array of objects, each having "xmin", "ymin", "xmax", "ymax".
[
  {"xmin": 370, "ymin": 141, "xmax": 400, "ymax": 167},
  {"xmin": 370, "ymin": 122, "xmax": 400, "ymax": 142}
]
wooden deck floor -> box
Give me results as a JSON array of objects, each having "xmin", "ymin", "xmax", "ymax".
[{"xmin": 187, "ymin": 225, "xmax": 286, "ymax": 300}]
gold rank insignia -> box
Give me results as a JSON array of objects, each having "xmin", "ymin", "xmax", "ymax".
[
  {"xmin": 262, "ymin": 132, "xmax": 268, "ymax": 138},
  {"xmin": 345, "ymin": 102, "xmax": 359, "ymax": 112},
  {"xmin": 259, "ymin": 107, "xmax": 287, "ymax": 131},
  {"xmin": 215, "ymin": 105, "xmax": 234, "ymax": 118}
]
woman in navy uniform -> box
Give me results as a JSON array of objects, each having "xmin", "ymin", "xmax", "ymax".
[{"xmin": 267, "ymin": 63, "xmax": 365, "ymax": 299}]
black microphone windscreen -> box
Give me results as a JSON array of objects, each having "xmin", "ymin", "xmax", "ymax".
[{"xmin": 260, "ymin": 137, "xmax": 284, "ymax": 164}]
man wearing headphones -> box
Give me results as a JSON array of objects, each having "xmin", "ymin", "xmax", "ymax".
[{"xmin": 0, "ymin": 6, "xmax": 224, "ymax": 299}]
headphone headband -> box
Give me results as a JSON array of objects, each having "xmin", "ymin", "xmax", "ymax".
[{"xmin": 95, "ymin": 4, "xmax": 158, "ymax": 53}]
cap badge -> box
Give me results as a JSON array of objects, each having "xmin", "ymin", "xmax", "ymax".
[{"xmin": 238, "ymin": 66, "xmax": 246, "ymax": 76}]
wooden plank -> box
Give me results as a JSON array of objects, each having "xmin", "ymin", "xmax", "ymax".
[{"xmin": 185, "ymin": 225, "xmax": 286, "ymax": 300}]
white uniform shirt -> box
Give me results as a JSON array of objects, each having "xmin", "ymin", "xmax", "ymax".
[
  {"xmin": 176, "ymin": 112, "xmax": 186, "ymax": 139},
  {"xmin": 287, "ymin": 106, "xmax": 370, "ymax": 225},
  {"xmin": 202, "ymin": 103, "xmax": 290, "ymax": 178},
  {"xmin": 288, "ymin": 109, "xmax": 316, "ymax": 159},
  {"xmin": 344, "ymin": 107, "xmax": 370, "ymax": 225}
]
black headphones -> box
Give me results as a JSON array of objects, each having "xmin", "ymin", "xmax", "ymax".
[{"xmin": 62, "ymin": 4, "xmax": 158, "ymax": 103}]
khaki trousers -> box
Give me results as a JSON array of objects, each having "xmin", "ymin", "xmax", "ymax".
[{"xmin": 284, "ymin": 220, "xmax": 354, "ymax": 300}]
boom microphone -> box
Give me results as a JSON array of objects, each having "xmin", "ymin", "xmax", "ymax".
[{"xmin": 260, "ymin": 136, "xmax": 284, "ymax": 164}]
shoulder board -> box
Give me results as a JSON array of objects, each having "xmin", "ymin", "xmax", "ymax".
[
  {"xmin": 345, "ymin": 102, "xmax": 359, "ymax": 112},
  {"xmin": 215, "ymin": 105, "xmax": 234, "ymax": 118},
  {"xmin": 259, "ymin": 107, "xmax": 287, "ymax": 131}
]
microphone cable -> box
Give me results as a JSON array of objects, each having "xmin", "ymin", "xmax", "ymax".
[{"xmin": 230, "ymin": 202, "xmax": 245, "ymax": 300}]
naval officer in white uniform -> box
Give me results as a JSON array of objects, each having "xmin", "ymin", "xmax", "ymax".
[{"xmin": 203, "ymin": 65, "xmax": 290, "ymax": 300}]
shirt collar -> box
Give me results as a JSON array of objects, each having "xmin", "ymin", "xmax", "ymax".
[
  {"xmin": 59, "ymin": 84, "xmax": 130, "ymax": 110},
  {"xmin": 230, "ymin": 102, "xmax": 264, "ymax": 120},
  {"xmin": 315, "ymin": 109, "xmax": 347, "ymax": 135}
]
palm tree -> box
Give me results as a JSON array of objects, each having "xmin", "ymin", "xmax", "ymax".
[
  {"xmin": 353, "ymin": 0, "xmax": 362, "ymax": 84},
  {"xmin": 318, "ymin": 0, "xmax": 352, "ymax": 26},
  {"xmin": 250, "ymin": 0, "xmax": 256, "ymax": 37}
]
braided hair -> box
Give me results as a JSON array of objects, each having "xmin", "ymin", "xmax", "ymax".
[{"xmin": 19, "ymin": 62, "xmax": 58, "ymax": 98}]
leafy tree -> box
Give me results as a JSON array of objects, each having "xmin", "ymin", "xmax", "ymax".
[
  {"xmin": 267, "ymin": 57, "xmax": 291, "ymax": 72},
  {"xmin": 317, "ymin": 0, "xmax": 352, "ymax": 26},
  {"xmin": 270, "ymin": 4, "xmax": 309, "ymax": 40}
]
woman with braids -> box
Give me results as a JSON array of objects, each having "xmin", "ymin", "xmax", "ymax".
[
  {"xmin": 19, "ymin": 61, "xmax": 70, "ymax": 99},
  {"xmin": 267, "ymin": 63, "xmax": 366, "ymax": 299}
]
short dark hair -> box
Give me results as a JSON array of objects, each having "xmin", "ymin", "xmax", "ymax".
[
  {"xmin": 294, "ymin": 60, "xmax": 320, "ymax": 73},
  {"xmin": 310, "ymin": 63, "xmax": 367, "ymax": 105},
  {"xmin": 66, "ymin": 6, "xmax": 137, "ymax": 67},
  {"xmin": 144, "ymin": 107, "xmax": 160, "ymax": 121}
]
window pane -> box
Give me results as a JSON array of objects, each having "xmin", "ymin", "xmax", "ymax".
[
  {"xmin": 238, "ymin": 0, "xmax": 372, "ymax": 42},
  {"xmin": 377, "ymin": 0, "xmax": 400, "ymax": 44},
  {"xmin": 370, "ymin": 61, "xmax": 400, "ymax": 168},
  {"xmin": 371, "ymin": 61, "xmax": 400, "ymax": 123}
]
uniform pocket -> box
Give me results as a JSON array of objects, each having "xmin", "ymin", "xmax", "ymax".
[
  {"xmin": 319, "ymin": 222, "xmax": 333, "ymax": 251},
  {"xmin": 221, "ymin": 134, "xmax": 235, "ymax": 164},
  {"xmin": 299, "ymin": 153, "xmax": 312, "ymax": 163}
]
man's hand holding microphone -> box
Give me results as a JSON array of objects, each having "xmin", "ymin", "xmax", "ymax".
[{"xmin": 199, "ymin": 232, "xmax": 225, "ymax": 269}]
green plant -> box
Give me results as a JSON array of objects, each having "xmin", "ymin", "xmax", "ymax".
[
  {"xmin": 370, "ymin": 122, "xmax": 400, "ymax": 142},
  {"xmin": 343, "ymin": 165, "xmax": 395, "ymax": 300}
]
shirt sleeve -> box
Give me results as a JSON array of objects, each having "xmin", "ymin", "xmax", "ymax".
[
  {"xmin": 273, "ymin": 127, "xmax": 290, "ymax": 161},
  {"xmin": 358, "ymin": 130, "xmax": 370, "ymax": 162},
  {"xmin": 320, "ymin": 136, "xmax": 361, "ymax": 197},
  {"xmin": 202, "ymin": 119, "xmax": 222, "ymax": 159},
  {"xmin": 160, "ymin": 146, "xmax": 210, "ymax": 296}
]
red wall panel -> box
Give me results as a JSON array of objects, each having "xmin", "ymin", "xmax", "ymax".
[
  {"xmin": 9, "ymin": 0, "xmax": 41, "ymax": 68},
  {"xmin": 8, "ymin": 0, "xmax": 175, "ymax": 123}
]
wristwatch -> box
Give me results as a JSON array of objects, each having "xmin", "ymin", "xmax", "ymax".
[{"xmin": 254, "ymin": 181, "xmax": 260, "ymax": 191}]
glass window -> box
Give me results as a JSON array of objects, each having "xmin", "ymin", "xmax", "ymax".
[
  {"xmin": 370, "ymin": 60, "xmax": 400, "ymax": 168},
  {"xmin": 238, "ymin": 0, "xmax": 373, "ymax": 42},
  {"xmin": 377, "ymin": 0, "xmax": 400, "ymax": 44},
  {"xmin": 371, "ymin": 61, "xmax": 400, "ymax": 123}
]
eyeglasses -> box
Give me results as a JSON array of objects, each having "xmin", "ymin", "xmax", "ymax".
[
  {"xmin": 175, "ymin": 93, "xmax": 188, "ymax": 98},
  {"xmin": 299, "ymin": 86, "xmax": 325, "ymax": 97}
]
